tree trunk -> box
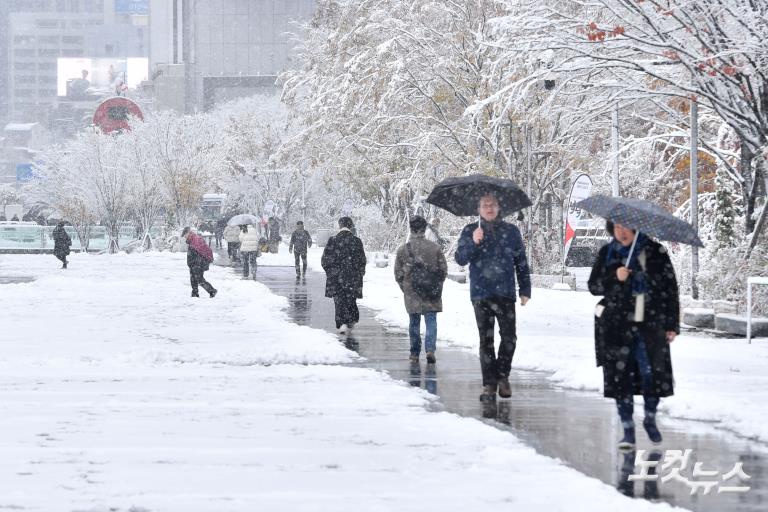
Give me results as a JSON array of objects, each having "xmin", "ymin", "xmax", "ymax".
[
  {"xmin": 745, "ymin": 155, "xmax": 768, "ymax": 259},
  {"xmin": 741, "ymin": 142, "xmax": 755, "ymax": 233}
]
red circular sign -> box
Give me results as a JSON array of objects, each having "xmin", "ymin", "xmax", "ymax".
[{"xmin": 93, "ymin": 97, "xmax": 144, "ymax": 133}]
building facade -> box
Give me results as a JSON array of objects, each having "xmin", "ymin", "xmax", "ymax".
[
  {"xmin": 1, "ymin": 0, "xmax": 148, "ymax": 125},
  {"xmin": 149, "ymin": 0, "xmax": 316, "ymax": 112}
]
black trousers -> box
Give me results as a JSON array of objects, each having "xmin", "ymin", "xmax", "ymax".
[
  {"xmin": 472, "ymin": 296, "xmax": 517, "ymax": 386},
  {"xmin": 55, "ymin": 252, "xmax": 67, "ymax": 264},
  {"xmin": 227, "ymin": 241, "xmax": 241, "ymax": 261},
  {"xmin": 294, "ymin": 251, "xmax": 307, "ymax": 275},
  {"xmin": 333, "ymin": 290, "xmax": 359, "ymax": 328},
  {"xmin": 190, "ymin": 268, "xmax": 215, "ymax": 296},
  {"xmin": 242, "ymin": 251, "xmax": 258, "ymax": 277}
]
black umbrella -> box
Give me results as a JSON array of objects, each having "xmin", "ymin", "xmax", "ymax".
[
  {"xmin": 425, "ymin": 175, "xmax": 532, "ymax": 217},
  {"xmin": 574, "ymin": 195, "xmax": 703, "ymax": 260}
]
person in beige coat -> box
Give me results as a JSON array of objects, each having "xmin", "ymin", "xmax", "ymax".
[
  {"xmin": 395, "ymin": 215, "xmax": 448, "ymax": 364},
  {"xmin": 238, "ymin": 224, "xmax": 261, "ymax": 278},
  {"xmin": 224, "ymin": 223, "xmax": 242, "ymax": 262}
]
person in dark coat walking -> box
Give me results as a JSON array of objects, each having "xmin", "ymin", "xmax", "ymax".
[
  {"xmin": 52, "ymin": 221, "xmax": 72, "ymax": 268},
  {"xmin": 321, "ymin": 217, "xmax": 366, "ymax": 333},
  {"xmin": 395, "ymin": 215, "xmax": 447, "ymax": 364},
  {"xmin": 214, "ymin": 218, "xmax": 226, "ymax": 249},
  {"xmin": 588, "ymin": 221, "xmax": 679, "ymax": 449},
  {"xmin": 267, "ymin": 217, "xmax": 282, "ymax": 254},
  {"xmin": 455, "ymin": 193, "xmax": 531, "ymax": 402},
  {"xmin": 182, "ymin": 227, "xmax": 217, "ymax": 298},
  {"xmin": 289, "ymin": 221, "xmax": 313, "ymax": 279}
]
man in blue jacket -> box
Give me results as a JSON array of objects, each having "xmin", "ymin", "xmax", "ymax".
[{"xmin": 455, "ymin": 193, "xmax": 531, "ymax": 401}]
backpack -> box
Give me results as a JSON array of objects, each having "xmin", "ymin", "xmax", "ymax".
[{"xmin": 406, "ymin": 242, "xmax": 443, "ymax": 300}]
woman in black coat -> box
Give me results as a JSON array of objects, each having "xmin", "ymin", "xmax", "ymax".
[
  {"xmin": 321, "ymin": 216, "xmax": 366, "ymax": 333},
  {"xmin": 588, "ymin": 221, "xmax": 679, "ymax": 449},
  {"xmin": 52, "ymin": 221, "xmax": 72, "ymax": 269}
]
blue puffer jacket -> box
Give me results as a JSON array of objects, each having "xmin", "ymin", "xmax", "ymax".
[{"xmin": 455, "ymin": 220, "xmax": 532, "ymax": 301}]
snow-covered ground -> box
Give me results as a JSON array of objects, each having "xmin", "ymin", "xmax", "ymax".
[
  {"xmin": 0, "ymin": 251, "xmax": 680, "ymax": 511},
  {"xmin": 303, "ymin": 246, "xmax": 768, "ymax": 443}
]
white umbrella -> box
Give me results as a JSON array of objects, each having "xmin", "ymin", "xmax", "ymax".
[{"xmin": 227, "ymin": 214, "xmax": 260, "ymax": 226}]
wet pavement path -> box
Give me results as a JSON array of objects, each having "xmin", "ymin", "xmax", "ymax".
[
  {"xmin": 254, "ymin": 265, "xmax": 767, "ymax": 511},
  {"xmin": 0, "ymin": 275, "xmax": 34, "ymax": 284}
]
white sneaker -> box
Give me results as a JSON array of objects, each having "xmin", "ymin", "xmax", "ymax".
[{"xmin": 338, "ymin": 324, "xmax": 348, "ymax": 334}]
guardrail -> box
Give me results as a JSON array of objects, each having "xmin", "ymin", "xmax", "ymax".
[{"xmin": 0, "ymin": 223, "xmax": 162, "ymax": 253}]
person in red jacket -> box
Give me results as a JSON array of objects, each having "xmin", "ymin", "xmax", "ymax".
[{"xmin": 182, "ymin": 227, "xmax": 217, "ymax": 298}]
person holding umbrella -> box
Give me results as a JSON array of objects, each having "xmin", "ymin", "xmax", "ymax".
[
  {"xmin": 454, "ymin": 192, "xmax": 532, "ymax": 402},
  {"xmin": 577, "ymin": 195, "xmax": 695, "ymax": 449}
]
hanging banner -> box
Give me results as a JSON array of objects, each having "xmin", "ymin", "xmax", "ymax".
[{"xmin": 563, "ymin": 174, "xmax": 593, "ymax": 264}]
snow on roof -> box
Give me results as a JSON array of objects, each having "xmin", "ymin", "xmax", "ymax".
[{"xmin": 4, "ymin": 123, "xmax": 39, "ymax": 132}]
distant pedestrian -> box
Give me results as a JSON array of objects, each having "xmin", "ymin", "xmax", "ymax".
[
  {"xmin": 214, "ymin": 218, "xmax": 226, "ymax": 249},
  {"xmin": 455, "ymin": 193, "xmax": 531, "ymax": 402},
  {"xmin": 182, "ymin": 227, "xmax": 217, "ymax": 298},
  {"xmin": 321, "ymin": 217, "xmax": 366, "ymax": 334},
  {"xmin": 289, "ymin": 221, "xmax": 313, "ymax": 279},
  {"xmin": 588, "ymin": 221, "xmax": 679, "ymax": 449},
  {"xmin": 238, "ymin": 224, "xmax": 260, "ymax": 278},
  {"xmin": 267, "ymin": 217, "xmax": 281, "ymax": 253},
  {"xmin": 395, "ymin": 215, "xmax": 447, "ymax": 364},
  {"xmin": 224, "ymin": 223, "xmax": 241, "ymax": 262},
  {"xmin": 52, "ymin": 221, "xmax": 72, "ymax": 269}
]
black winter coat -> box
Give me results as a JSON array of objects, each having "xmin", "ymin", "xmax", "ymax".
[
  {"xmin": 289, "ymin": 229, "xmax": 313, "ymax": 254},
  {"xmin": 52, "ymin": 226, "xmax": 72, "ymax": 258},
  {"xmin": 187, "ymin": 246, "xmax": 210, "ymax": 272},
  {"xmin": 588, "ymin": 239, "xmax": 679, "ymax": 399},
  {"xmin": 321, "ymin": 230, "xmax": 366, "ymax": 298}
]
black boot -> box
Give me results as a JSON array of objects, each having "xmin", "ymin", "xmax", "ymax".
[
  {"xmin": 643, "ymin": 396, "xmax": 662, "ymax": 443},
  {"xmin": 617, "ymin": 398, "xmax": 636, "ymax": 449}
]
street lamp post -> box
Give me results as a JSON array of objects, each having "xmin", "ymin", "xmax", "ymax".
[{"xmin": 690, "ymin": 98, "xmax": 699, "ymax": 299}]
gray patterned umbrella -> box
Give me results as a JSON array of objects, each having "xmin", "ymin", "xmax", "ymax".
[{"xmin": 574, "ymin": 195, "xmax": 704, "ymax": 247}]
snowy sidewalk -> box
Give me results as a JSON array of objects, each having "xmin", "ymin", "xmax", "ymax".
[{"xmin": 0, "ymin": 252, "xmax": 678, "ymax": 511}]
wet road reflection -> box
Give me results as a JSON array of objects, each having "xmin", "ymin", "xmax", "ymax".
[
  {"xmin": 0, "ymin": 275, "xmax": 34, "ymax": 284},
  {"xmin": 257, "ymin": 266, "xmax": 767, "ymax": 511}
]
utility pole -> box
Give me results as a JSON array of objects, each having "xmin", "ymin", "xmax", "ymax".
[
  {"xmin": 690, "ymin": 98, "xmax": 699, "ymax": 299},
  {"xmin": 611, "ymin": 103, "xmax": 620, "ymax": 196}
]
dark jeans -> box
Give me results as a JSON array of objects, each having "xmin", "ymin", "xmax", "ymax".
[
  {"xmin": 242, "ymin": 251, "xmax": 258, "ymax": 277},
  {"xmin": 615, "ymin": 331, "xmax": 659, "ymax": 426},
  {"xmin": 472, "ymin": 296, "xmax": 517, "ymax": 386},
  {"xmin": 227, "ymin": 241, "xmax": 241, "ymax": 261},
  {"xmin": 294, "ymin": 251, "xmax": 307, "ymax": 276},
  {"xmin": 55, "ymin": 253, "xmax": 67, "ymax": 265},
  {"xmin": 215, "ymin": 234, "xmax": 223, "ymax": 248},
  {"xmin": 333, "ymin": 290, "xmax": 359, "ymax": 328},
  {"xmin": 409, "ymin": 312, "xmax": 437, "ymax": 355},
  {"xmin": 189, "ymin": 268, "xmax": 215, "ymax": 296}
]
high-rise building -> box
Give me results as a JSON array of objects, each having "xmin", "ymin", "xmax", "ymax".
[
  {"xmin": 1, "ymin": 0, "xmax": 148, "ymax": 124},
  {"xmin": 149, "ymin": 0, "xmax": 316, "ymax": 113}
]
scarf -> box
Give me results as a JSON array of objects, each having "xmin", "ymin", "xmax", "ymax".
[{"xmin": 605, "ymin": 232, "xmax": 649, "ymax": 296}]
